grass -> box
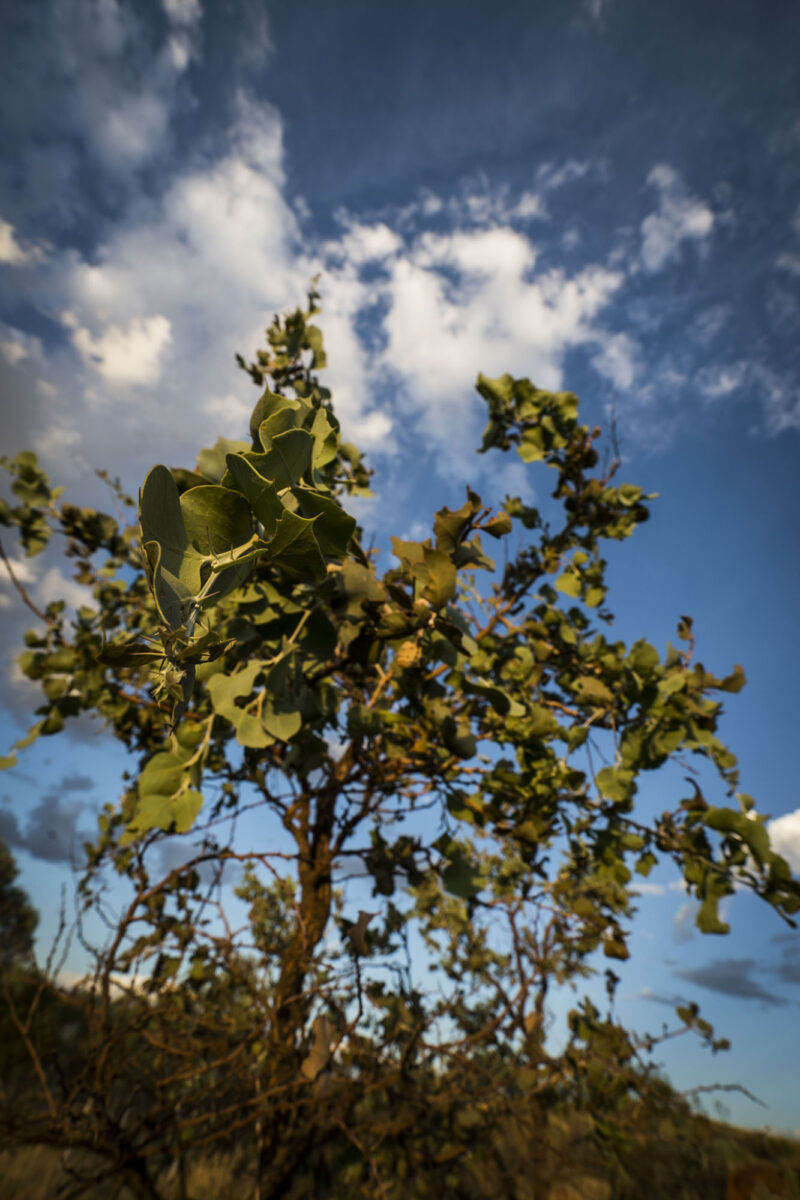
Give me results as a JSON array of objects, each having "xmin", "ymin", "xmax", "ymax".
[{"xmin": 0, "ymin": 1113, "xmax": 798, "ymax": 1200}]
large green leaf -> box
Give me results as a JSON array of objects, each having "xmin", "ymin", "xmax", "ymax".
[
  {"xmin": 595, "ymin": 766, "xmax": 635, "ymax": 805},
  {"xmin": 308, "ymin": 405, "xmax": 339, "ymax": 471},
  {"xmin": 225, "ymin": 454, "xmax": 284, "ymax": 536},
  {"xmin": 96, "ymin": 641, "xmax": 164, "ymax": 668},
  {"xmin": 140, "ymin": 464, "xmax": 189, "ymax": 555},
  {"xmin": 433, "ymin": 492, "xmax": 482, "ymax": 554},
  {"xmin": 180, "ymin": 485, "xmax": 253, "ymax": 557},
  {"xmin": 338, "ymin": 560, "xmax": 387, "ymax": 618},
  {"xmin": 143, "ymin": 537, "xmax": 203, "ymax": 630},
  {"xmin": 140, "ymin": 466, "xmax": 253, "ymax": 627},
  {"xmin": 391, "ymin": 539, "xmax": 457, "ymax": 609},
  {"xmin": 123, "ymin": 789, "xmax": 204, "ymax": 841},
  {"xmin": 695, "ymin": 895, "xmax": 729, "ymax": 935},
  {"xmin": 573, "ymin": 676, "xmax": 615, "ymax": 707},
  {"xmin": 442, "ymin": 849, "xmax": 483, "ymax": 899},
  {"xmin": 247, "ymin": 429, "xmax": 313, "ymax": 489},
  {"xmin": 463, "ymin": 678, "xmax": 525, "ymax": 718},
  {"xmin": 207, "ymin": 661, "xmax": 263, "ymax": 723},
  {"xmin": 267, "ymin": 509, "xmax": 326, "ymax": 580},
  {"xmin": 705, "ymin": 807, "xmax": 772, "ymax": 867},
  {"xmin": 291, "ymin": 487, "xmax": 356, "ymax": 557},
  {"xmin": 249, "ymin": 389, "xmax": 302, "ymax": 445},
  {"xmin": 196, "ymin": 437, "xmax": 249, "ymax": 483}
]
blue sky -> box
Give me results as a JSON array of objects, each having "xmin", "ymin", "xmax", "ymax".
[{"xmin": 1, "ymin": 0, "xmax": 799, "ymax": 1133}]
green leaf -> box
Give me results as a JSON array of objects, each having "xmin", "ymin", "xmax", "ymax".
[
  {"xmin": 555, "ymin": 571, "xmax": 581, "ymax": 598},
  {"xmin": 442, "ymin": 850, "xmax": 483, "ymax": 900},
  {"xmin": 140, "ymin": 464, "xmax": 188, "ymax": 557},
  {"xmin": 705, "ymin": 807, "xmax": 772, "ymax": 867},
  {"xmin": 225, "ymin": 454, "xmax": 284, "ymax": 536},
  {"xmin": 635, "ymin": 851, "xmax": 657, "ymax": 877},
  {"xmin": 391, "ymin": 539, "xmax": 457, "ymax": 609},
  {"xmin": 249, "ymin": 390, "xmax": 302, "ymax": 445},
  {"xmin": 247, "ymin": 429, "xmax": 313, "ymax": 489},
  {"xmin": 267, "ymin": 509, "xmax": 327, "ymax": 581},
  {"xmin": 696, "ymin": 896, "xmax": 729, "ymax": 935},
  {"xmin": 180, "ymin": 485, "xmax": 253, "ymax": 558},
  {"xmin": 603, "ymin": 936, "xmax": 630, "ymax": 960},
  {"xmin": 140, "ymin": 466, "xmax": 252, "ymax": 627},
  {"xmin": 233, "ymin": 712, "xmax": 274, "ymax": 749},
  {"xmin": 573, "ymin": 676, "xmax": 615, "ymax": 707},
  {"xmin": 262, "ymin": 702, "xmax": 302, "ymax": 742},
  {"xmin": 308, "ymin": 405, "xmax": 338, "ymax": 470},
  {"xmin": 305, "ymin": 324, "xmax": 327, "ymax": 369},
  {"xmin": 196, "ymin": 437, "xmax": 249, "ymax": 483},
  {"xmin": 596, "ymin": 767, "xmax": 635, "ymax": 805},
  {"xmin": 463, "ymin": 678, "xmax": 525, "ymax": 719},
  {"xmin": 139, "ymin": 751, "xmax": 190, "ymax": 799},
  {"xmin": 207, "ymin": 662, "xmax": 263, "ymax": 724},
  {"xmin": 123, "ymin": 789, "xmax": 204, "ymax": 841},
  {"xmin": 291, "ymin": 487, "xmax": 356, "ymax": 558},
  {"xmin": 175, "ymin": 634, "xmax": 236, "ymax": 665},
  {"xmin": 142, "ymin": 536, "xmax": 202, "ymax": 630},
  {"xmin": 629, "ymin": 639, "xmax": 660, "ymax": 673},
  {"xmin": 96, "ymin": 642, "xmax": 164, "ymax": 668},
  {"xmin": 482, "ymin": 511, "xmax": 512, "ymax": 538},
  {"xmin": 338, "ymin": 560, "xmax": 387, "ymax": 618},
  {"xmin": 433, "ymin": 493, "xmax": 482, "ymax": 554},
  {"xmin": 719, "ymin": 664, "xmax": 746, "ymax": 694}
]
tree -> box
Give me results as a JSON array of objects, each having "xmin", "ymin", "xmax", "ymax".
[
  {"xmin": 0, "ymin": 838, "xmax": 37, "ymax": 972},
  {"xmin": 0, "ymin": 290, "xmax": 798, "ymax": 1198}
]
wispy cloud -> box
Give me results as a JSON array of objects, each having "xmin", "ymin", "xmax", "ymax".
[
  {"xmin": 675, "ymin": 958, "xmax": 787, "ymax": 1006},
  {"xmin": 0, "ymin": 217, "xmax": 45, "ymax": 267},
  {"xmin": 0, "ymin": 786, "xmax": 93, "ymax": 865},
  {"xmin": 67, "ymin": 313, "xmax": 173, "ymax": 389},
  {"xmin": 639, "ymin": 165, "xmax": 714, "ymax": 273},
  {"xmin": 673, "ymin": 901, "xmax": 698, "ymax": 945}
]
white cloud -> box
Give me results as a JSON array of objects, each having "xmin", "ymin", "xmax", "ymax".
[
  {"xmin": 203, "ymin": 392, "xmax": 254, "ymax": 432},
  {"xmin": 776, "ymin": 252, "xmax": 800, "ymax": 277},
  {"xmin": 0, "ymin": 326, "xmax": 43, "ymax": 368},
  {"xmin": 32, "ymin": 420, "xmax": 85, "ymax": 469},
  {"xmin": 536, "ymin": 160, "xmax": 597, "ymax": 191},
  {"xmin": 673, "ymin": 900, "xmax": 697, "ymax": 944},
  {"xmin": 750, "ymin": 363, "xmax": 800, "ymax": 435},
  {"xmin": 689, "ymin": 303, "xmax": 732, "ymax": 346},
  {"xmin": 768, "ymin": 810, "xmax": 800, "ymax": 874},
  {"xmin": 37, "ymin": 566, "xmax": 96, "ymax": 613},
  {"xmin": 163, "ymin": 0, "xmax": 202, "ymax": 27},
  {"xmin": 71, "ymin": 314, "xmax": 173, "ymax": 387},
  {"xmin": 0, "ymin": 217, "xmax": 42, "ymax": 267},
  {"xmin": 25, "ymin": 136, "xmax": 626, "ymax": 479},
  {"xmin": 332, "ymin": 222, "xmax": 403, "ymax": 266},
  {"xmin": 584, "ymin": 0, "xmax": 612, "ymax": 20},
  {"xmin": 640, "ymin": 165, "xmax": 714, "ymax": 273},
  {"xmin": 0, "ymin": 556, "xmax": 94, "ymax": 621},
  {"xmin": 591, "ymin": 331, "xmax": 639, "ymax": 390},
  {"xmin": 48, "ymin": 0, "xmax": 200, "ymax": 173},
  {"xmin": 514, "ymin": 192, "xmax": 547, "ymax": 220},
  {"xmin": 362, "ymin": 224, "xmax": 624, "ymax": 459},
  {"xmin": 633, "ymin": 882, "xmax": 667, "ymax": 896},
  {"xmin": 0, "ymin": 341, "xmax": 26, "ymax": 367},
  {"xmin": 696, "ymin": 361, "xmax": 749, "ymax": 399}
]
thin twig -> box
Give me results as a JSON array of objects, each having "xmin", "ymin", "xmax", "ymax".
[{"xmin": 0, "ymin": 537, "xmax": 52, "ymax": 623}]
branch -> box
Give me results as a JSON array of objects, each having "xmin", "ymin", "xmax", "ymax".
[{"xmin": 0, "ymin": 537, "xmax": 52, "ymax": 623}]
